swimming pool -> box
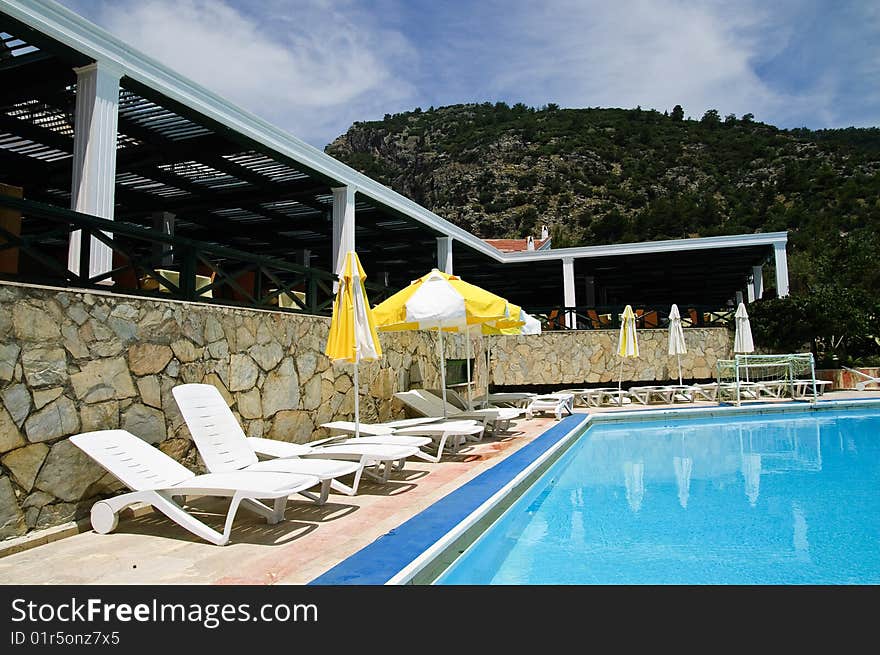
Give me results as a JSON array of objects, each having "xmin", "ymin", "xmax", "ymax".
[{"xmin": 435, "ymin": 407, "xmax": 880, "ymax": 584}]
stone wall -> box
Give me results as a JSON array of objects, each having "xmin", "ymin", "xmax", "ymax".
[
  {"xmin": 0, "ymin": 281, "xmax": 466, "ymax": 540},
  {"xmin": 0, "ymin": 281, "xmax": 733, "ymax": 540},
  {"xmin": 488, "ymin": 328, "xmax": 732, "ymax": 386}
]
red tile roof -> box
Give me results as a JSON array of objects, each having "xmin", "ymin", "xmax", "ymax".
[{"xmin": 483, "ymin": 238, "xmax": 550, "ymax": 253}]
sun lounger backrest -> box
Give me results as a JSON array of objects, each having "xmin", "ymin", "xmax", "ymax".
[
  {"xmin": 419, "ymin": 389, "xmax": 466, "ymax": 414},
  {"xmin": 70, "ymin": 429, "xmax": 193, "ymax": 491},
  {"xmin": 394, "ymin": 390, "xmax": 449, "ymax": 418},
  {"xmin": 172, "ymin": 383, "xmax": 259, "ymax": 473}
]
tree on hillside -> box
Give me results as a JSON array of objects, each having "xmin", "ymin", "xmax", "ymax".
[
  {"xmin": 701, "ymin": 109, "xmax": 721, "ymax": 125},
  {"xmin": 670, "ymin": 104, "xmax": 684, "ymax": 121}
]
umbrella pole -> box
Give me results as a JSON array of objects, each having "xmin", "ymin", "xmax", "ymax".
[
  {"xmin": 485, "ymin": 338, "xmax": 491, "ymax": 409},
  {"xmin": 465, "ymin": 325, "xmax": 472, "ymax": 410},
  {"xmin": 353, "ymin": 361, "xmax": 360, "ymax": 438},
  {"xmin": 618, "ymin": 357, "xmax": 624, "ymax": 405},
  {"xmin": 438, "ymin": 327, "xmax": 448, "ymax": 418},
  {"xmin": 677, "ymin": 353, "xmax": 683, "ymax": 386}
]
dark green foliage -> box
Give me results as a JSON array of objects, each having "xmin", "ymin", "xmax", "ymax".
[
  {"xmin": 701, "ymin": 109, "xmax": 721, "ymax": 125},
  {"xmin": 749, "ymin": 287, "xmax": 880, "ymax": 367}
]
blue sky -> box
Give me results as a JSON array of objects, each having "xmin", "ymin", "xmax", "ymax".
[{"xmin": 58, "ymin": 0, "xmax": 880, "ymax": 149}]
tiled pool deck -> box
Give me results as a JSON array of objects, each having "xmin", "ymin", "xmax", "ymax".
[{"xmin": 2, "ymin": 389, "xmax": 878, "ymax": 584}]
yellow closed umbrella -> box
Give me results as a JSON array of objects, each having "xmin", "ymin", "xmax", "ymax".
[
  {"xmin": 372, "ymin": 269, "xmax": 509, "ymax": 416},
  {"xmin": 325, "ymin": 251, "xmax": 382, "ymax": 437},
  {"xmin": 616, "ymin": 304, "xmax": 639, "ymax": 404}
]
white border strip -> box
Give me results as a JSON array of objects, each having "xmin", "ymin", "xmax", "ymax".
[{"xmin": 386, "ymin": 414, "xmax": 591, "ymax": 585}]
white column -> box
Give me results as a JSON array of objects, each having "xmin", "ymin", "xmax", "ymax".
[
  {"xmin": 437, "ymin": 236, "xmax": 453, "ymax": 274},
  {"xmin": 735, "ymin": 290, "xmax": 744, "ymax": 306},
  {"xmin": 774, "ymin": 243, "xmax": 790, "ymax": 297},
  {"xmin": 562, "ymin": 257, "xmax": 576, "ymax": 329},
  {"xmin": 67, "ymin": 61, "xmax": 122, "ymax": 280},
  {"xmin": 746, "ymin": 278, "xmax": 755, "ymax": 303},
  {"xmin": 332, "ymin": 186, "xmax": 356, "ymax": 278},
  {"xmin": 752, "ymin": 265, "xmax": 764, "ymax": 300}
]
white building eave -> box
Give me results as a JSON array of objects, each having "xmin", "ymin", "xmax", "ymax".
[{"xmin": 500, "ymin": 231, "xmax": 788, "ymax": 263}]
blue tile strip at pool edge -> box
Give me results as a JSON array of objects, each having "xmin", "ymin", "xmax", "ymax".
[{"xmin": 308, "ymin": 413, "xmax": 586, "ymax": 585}]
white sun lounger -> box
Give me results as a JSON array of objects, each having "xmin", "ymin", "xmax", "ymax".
[
  {"xmin": 687, "ymin": 382, "xmax": 719, "ymax": 401},
  {"xmin": 444, "ymin": 388, "xmax": 530, "ymax": 419},
  {"xmin": 628, "ymin": 385, "xmax": 675, "ymax": 404},
  {"xmin": 843, "ymin": 366, "xmax": 880, "ymax": 391},
  {"xmin": 526, "ymin": 393, "xmax": 574, "ymax": 420},
  {"xmin": 173, "ymin": 383, "xmax": 418, "ymax": 499},
  {"xmin": 440, "ymin": 388, "xmax": 526, "ymax": 432},
  {"xmin": 472, "ymin": 391, "xmax": 538, "ymax": 408},
  {"xmin": 397, "ymin": 389, "xmax": 520, "ymax": 433},
  {"xmin": 599, "ymin": 389, "xmax": 633, "ymax": 406},
  {"xmin": 320, "ymin": 417, "xmax": 485, "ymax": 462},
  {"xmin": 70, "ymin": 429, "xmax": 320, "ymax": 546},
  {"xmin": 791, "ymin": 379, "xmax": 832, "ymax": 398}
]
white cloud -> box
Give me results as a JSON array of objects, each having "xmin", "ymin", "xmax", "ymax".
[
  {"xmin": 474, "ymin": 0, "xmax": 796, "ymax": 122},
  {"xmin": 58, "ymin": 0, "xmax": 879, "ymax": 139},
  {"xmin": 78, "ymin": 0, "xmax": 418, "ymax": 146}
]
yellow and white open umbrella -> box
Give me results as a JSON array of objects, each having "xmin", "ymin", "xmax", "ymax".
[
  {"xmin": 616, "ymin": 304, "xmax": 639, "ymax": 404},
  {"xmin": 371, "ymin": 269, "xmax": 508, "ymax": 416},
  {"xmin": 325, "ymin": 251, "xmax": 382, "ymax": 437}
]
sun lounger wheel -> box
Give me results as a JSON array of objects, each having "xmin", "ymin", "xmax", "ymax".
[{"xmin": 90, "ymin": 500, "xmax": 119, "ymax": 534}]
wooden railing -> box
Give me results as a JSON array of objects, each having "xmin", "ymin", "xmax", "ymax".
[
  {"xmin": 530, "ymin": 305, "xmax": 736, "ymax": 331},
  {"xmin": 0, "ymin": 195, "xmax": 391, "ymax": 315}
]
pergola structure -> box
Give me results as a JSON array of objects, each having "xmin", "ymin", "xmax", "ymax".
[{"xmin": 0, "ymin": 0, "xmax": 789, "ymax": 325}]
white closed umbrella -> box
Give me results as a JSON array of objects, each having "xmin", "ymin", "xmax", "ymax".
[
  {"xmin": 668, "ymin": 304, "xmax": 687, "ymax": 386},
  {"xmin": 734, "ymin": 302, "xmax": 754, "ymax": 354},
  {"xmin": 734, "ymin": 302, "xmax": 755, "ymax": 382}
]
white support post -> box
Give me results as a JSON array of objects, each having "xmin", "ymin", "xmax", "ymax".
[
  {"xmin": 752, "ymin": 265, "xmax": 764, "ymax": 300},
  {"xmin": 437, "ymin": 236, "xmax": 453, "ymax": 274},
  {"xmin": 67, "ymin": 61, "xmax": 122, "ymax": 281},
  {"xmin": 746, "ymin": 277, "xmax": 755, "ymax": 303},
  {"xmin": 562, "ymin": 257, "xmax": 576, "ymax": 329},
  {"xmin": 774, "ymin": 243, "xmax": 790, "ymax": 297},
  {"xmin": 332, "ymin": 186, "xmax": 356, "ymax": 283},
  {"xmin": 735, "ymin": 290, "xmax": 744, "ymax": 306}
]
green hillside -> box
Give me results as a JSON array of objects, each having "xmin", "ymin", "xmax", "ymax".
[{"xmin": 326, "ymin": 103, "xmax": 880, "ymax": 364}]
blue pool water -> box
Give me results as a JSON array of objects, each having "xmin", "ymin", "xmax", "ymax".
[{"xmin": 435, "ymin": 408, "xmax": 880, "ymax": 584}]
